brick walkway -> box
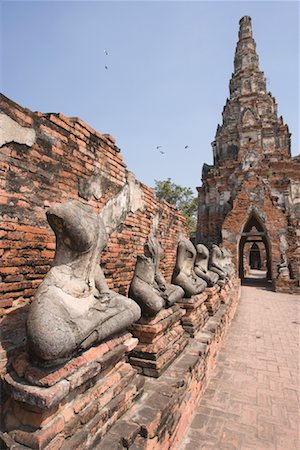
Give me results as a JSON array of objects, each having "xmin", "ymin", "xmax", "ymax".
[{"xmin": 179, "ymin": 284, "xmax": 300, "ymax": 450}]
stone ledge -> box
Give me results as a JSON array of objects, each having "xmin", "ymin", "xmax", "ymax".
[
  {"xmin": 129, "ymin": 305, "xmax": 184, "ymax": 336},
  {"xmin": 4, "ymin": 333, "xmax": 137, "ymax": 408},
  {"xmin": 177, "ymin": 293, "xmax": 209, "ymax": 337},
  {"xmin": 1, "ymin": 332, "xmax": 144, "ymax": 450},
  {"xmin": 129, "ymin": 305, "xmax": 188, "ymax": 378},
  {"xmin": 176, "ymin": 292, "xmax": 207, "ymax": 309}
]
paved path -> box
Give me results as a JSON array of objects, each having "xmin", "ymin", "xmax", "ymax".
[{"xmin": 179, "ymin": 285, "xmax": 300, "ymax": 450}]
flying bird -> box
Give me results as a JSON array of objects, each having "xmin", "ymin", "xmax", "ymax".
[
  {"xmin": 105, "ymin": 65, "xmax": 108, "ymax": 70},
  {"xmin": 184, "ymin": 145, "xmax": 189, "ymax": 149},
  {"xmin": 104, "ymin": 50, "xmax": 109, "ymax": 56},
  {"xmin": 156, "ymin": 145, "xmax": 162, "ymax": 149},
  {"xmin": 160, "ymin": 151, "xmax": 165, "ymax": 155}
]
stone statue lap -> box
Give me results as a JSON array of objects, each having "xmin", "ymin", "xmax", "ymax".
[
  {"xmin": 209, "ymin": 244, "xmax": 229, "ymax": 285},
  {"xmin": 172, "ymin": 237, "xmax": 207, "ymax": 298},
  {"xmin": 194, "ymin": 244, "xmax": 219, "ymax": 287},
  {"xmin": 129, "ymin": 234, "xmax": 184, "ymax": 316},
  {"xmin": 26, "ymin": 200, "xmax": 141, "ymax": 367},
  {"xmin": 221, "ymin": 248, "xmax": 235, "ymax": 277}
]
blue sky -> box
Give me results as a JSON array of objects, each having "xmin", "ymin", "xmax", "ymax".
[{"xmin": 1, "ymin": 1, "xmax": 299, "ymax": 193}]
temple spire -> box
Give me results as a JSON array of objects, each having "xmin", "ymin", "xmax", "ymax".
[
  {"xmin": 230, "ymin": 15, "xmax": 266, "ymax": 98},
  {"xmin": 210, "ymin": 16, "xmax": 290, "ymax": 168},
  {"xmin": 238, "ymin": 15, "xmax": 253, "ymax": 40},
  {"xmin": 233, "ymin": 16, "xmax": 260, "ymax": 75}
]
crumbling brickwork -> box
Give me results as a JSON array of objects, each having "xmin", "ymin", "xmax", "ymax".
[
  {"xmin": 0, "ymin": 94, "xmax": 188, "ymax": 372},
  {"xmin": 196, "ymin": 16, "xmax": 300, "ymax": 293}
]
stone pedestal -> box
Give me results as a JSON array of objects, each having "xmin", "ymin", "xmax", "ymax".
[
  {"xmin": 176, "ymin": 293, "xmax": 209, "ymax": 337},
  {"xmin": 204, "ymin": 285, "xmax": 221, "ymax": 315},
  {"xmin": 1, "ymin": 333, "xmax": 144, "ymax": 450},
  {"xmin": 219, "ymin": 278, "xmax": 233, "ymax": 304},
  {"xmin": 128, "ymin": 305, "xmax": 188, "ymax": 378},
  {"xmin": 98, "ymin": 279, "xmax": 241, "ymax": 450}
]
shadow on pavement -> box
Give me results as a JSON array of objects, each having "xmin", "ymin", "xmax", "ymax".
[{"xmin": 241, "ymin": 269, "xmax": 274, "ymax": 291}]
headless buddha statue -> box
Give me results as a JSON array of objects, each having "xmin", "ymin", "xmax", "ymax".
[
  {"xmin": 129, "ymin": 234, "xmax": 184, "ymax": 316},
  {"xmin": 27, "ymin": 200, "xmax": 141, "ymax": 367},
  {"xmin": 172, "ymin": 237, "xmax": 207, "ymax": 297},
  {"xmin": 194, "ymin": 244, "xmax": 219, "ymax": 287},
  {"xmin": 209, "ymin": 244, "xmax": 229, "ymax": 285},
  {"xmin": 221, "ymin": 248, "xmax": 235, "ymax": 277}
]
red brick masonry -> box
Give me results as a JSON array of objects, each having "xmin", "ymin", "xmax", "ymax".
[
  {"xmin": 0, "ymin": 94, "xmax": 188, "ymax": 375},
  {"xmin": 2, "ymin": 333, "xmax": 144, "ymax": 449},
  {"xmin": 0, "ymin": 277, "xmax": 240, "ymax": 450},
  {"xmin": 176, "ymin": 293, "xmax": 209, "ymax": 338},
  {"xmin": 101, "ymin": 277, "xmax": 241, "ymax": 450},
  {"xmin": 128, "ymin": 305, "xmax": 188, "ymax": 377}
]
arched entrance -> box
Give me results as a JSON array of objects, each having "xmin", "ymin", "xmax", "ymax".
[
  {"xmin": 249, "ymin": 242, "xmax": 261, "ymax": 269},
  {"xmin": 238, "ymin": 211, "xmax": 272, "ymax": 283}
]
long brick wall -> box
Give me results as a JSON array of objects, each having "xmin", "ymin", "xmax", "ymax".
[{"xmin": 0, "ymin": 94, "xmax": 188, "ymax": 372}]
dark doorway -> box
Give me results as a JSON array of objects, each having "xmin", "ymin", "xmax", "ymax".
[
  {"xmin": 249, "ymin": 242, "xmax": 261, "ymax": 269},
  {"xmin": 239, "ymin": 212, "xmax": 272, "ymax": 287}
]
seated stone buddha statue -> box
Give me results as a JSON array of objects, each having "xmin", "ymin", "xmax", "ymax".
[
  {"xmin": 209, "ymin": 244, "xmax": 229, "ymax": 285},
  {"xmin": 129, "ymin": 233, "xmax": 184, "ymax": 316},
  {"xmin": 171, "ymin": 237, "xmax": 207, "ymax": 297},
  {"xmin": 194, "ymin": 244, "xmax": 219, "ymax": 287},
  {"xmin": 221, "ymin": 247, "xmax": 235, "ymax": 277},
  {"xmin": 27, "ymin": 199, "xmax": 141, "ymax": 367}
]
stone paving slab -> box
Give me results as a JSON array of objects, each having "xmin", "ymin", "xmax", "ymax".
[{"xmin": 179, "ymin": 285, "xmax": 300, "ymax": 450}]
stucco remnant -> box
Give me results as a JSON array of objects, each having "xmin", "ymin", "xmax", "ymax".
[{"xmin": 0, "ymin": 113, "xmax": 36, "ymax": 147}]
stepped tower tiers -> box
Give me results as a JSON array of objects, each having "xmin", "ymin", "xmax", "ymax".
[
  {"xmin": 197, "ymin": 16, "xmax": 300, "ymax": 294},
  {"xmin": 213, "ymin": 15, "xmax": 291, "ymax": 168}
]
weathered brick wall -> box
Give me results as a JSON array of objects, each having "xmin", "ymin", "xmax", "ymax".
[
  {"xmin": 197, "ymin": 163, "xmax": 300, "ymax": 292},
  {"xmin": 0, "ymin": 94, "xmax": 188, "ymax": 372},
  {"xmin": 197, "ymin": 15, "xmax": 300, "ymax": 293},
  {"xmin": 221, "ymin": 177, "xmax": 288, "ymax": 280}
]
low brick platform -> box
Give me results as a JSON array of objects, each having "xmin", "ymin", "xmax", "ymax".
[
  {"xmin": 274, "ymin": 277, "xmax": 300, "ymax": 295},
  {"xmin": 98, "ymin": 279, "xmax": 241, "ymax": 449},
  {"xmin": 176, "ymin": 293, "xmax": 209, "ymax": 337},
  {"xmin": 219, "ymin": 279, "xmax": 234, "ymax": 305},
  {"xmin": 1, "ymin": 332, "xmax": 144, "ymax": 450},
  {"xmin": 205, "ymin": 285, "xmax": 221, "ymax": 315},
  {"xmin": 128, "ymin": 305, "xmax": 189, "ymax": 378},
  {"xmin": 179, "ymin": 284, "xmax": 300, "ymax": 450}
]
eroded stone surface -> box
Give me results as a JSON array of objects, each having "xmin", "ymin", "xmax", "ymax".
[
  {"xmin": 194, "ymin": 244, "xmax": 219, "ymax": 287},
  {"xmin": 172, "ymin": 238, "xmax": 207, "ymax": 297},
  {"xmin": 2, "ymin": 333, "xmax": 144, "ymax": 449},
  {"xmin": 0, "ymin": 113, "xmax": 36, "ymax": 147},
  {"xmin": 129, "ymin": 234, "xmax": 184, "ymax": 316},
  {"xmin": 26, "ymin": 198, "xmax": 141, "ymax": 367},
  {"xmin": 129, "ymin": 304, "xmax": 188, "ymax": 377}
]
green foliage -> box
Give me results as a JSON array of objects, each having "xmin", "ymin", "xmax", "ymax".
[{"xmin": 154, "ymin": 178, "xmax": 198, "ymax": 237}]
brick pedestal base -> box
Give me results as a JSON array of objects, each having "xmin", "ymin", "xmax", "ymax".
[
  {"xmin": 99, "ymin": 279, "xmax": 241, "ymax": 450},
  {"xmin": 1, "ymin": 333, "xmax": 144, "ymax": 450},
  {"xmin": 176, "ymin": 293, "xmax": 209, "ymax": 337},
  {"xmin": 204, "ymin": 285, "xmax": 221, "ymax": 315},
  {"xmin": 274, "ymin": 277, "xmax": 300, "ymax": 294},
  {"xmin": 128, "ymin": 305, "xmax": 188, "ymax": 378},
  {"xmin": 218, "ymin": 278, "xmax": 233, "ymax": 305}
]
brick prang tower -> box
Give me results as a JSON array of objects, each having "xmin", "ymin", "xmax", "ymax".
[{"xmin": 196, "ymin": 16, "xmax": 300, "ymax": 292}]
